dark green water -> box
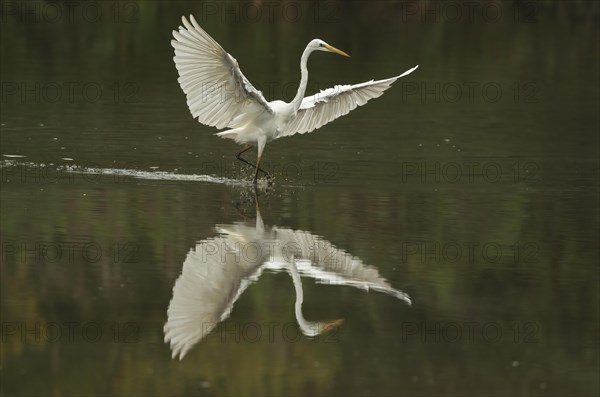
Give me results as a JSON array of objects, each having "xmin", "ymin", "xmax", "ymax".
[{"xmin": 1, "ymin": 1, "xmax": 599, "ymax": 396}]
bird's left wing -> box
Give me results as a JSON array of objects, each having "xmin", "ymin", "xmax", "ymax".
[
  {"xmin": 172, "ymin": 15, "xmax": 273, "ymax": 129},
  {"xmin": 282, "ymin": 65, "xmax": 418, "ymax": 137},
  {"xmin": 164, "ymin": 236, "xmax": 265, "ymax": 360}
]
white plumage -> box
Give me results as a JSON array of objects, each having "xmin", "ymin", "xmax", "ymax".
[
  {"xmin": 164, "ymin": 206, "xmax": 411, "ymax": 360},
  {"xmin": 172, "ymin": 15, "xmax": 418, "ymax": 182},
  {"xmin": 284, "ymin": 67, "xmax": 419, "ymax": 136}
]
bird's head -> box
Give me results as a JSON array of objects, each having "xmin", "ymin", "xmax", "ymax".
[{"xmin": 310, "ymin": 39, "xmax": 350, "ymax": 57}]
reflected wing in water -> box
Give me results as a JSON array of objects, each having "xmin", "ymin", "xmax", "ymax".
[
  {"xmin": 164, "ymin": 208, "xmax": 411, "ymax": 360},
  {"xmin": 274, "ymin": 227, "xmax": 411, "ymax": 305},
  {"xmin": 164, "ymin": 235, "xmax": 265, "ymax": 360}
]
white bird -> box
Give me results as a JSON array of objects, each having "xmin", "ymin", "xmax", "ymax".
[
  {"xmin": 172, "ymin": 15, "xmax": 419, "ymax": 184},
  {"xmin": 163, "ymin": 201, "xmax": 411, "ymax": 360}
]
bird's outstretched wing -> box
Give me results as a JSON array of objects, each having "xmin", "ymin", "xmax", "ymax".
[
  {"xmin": 282, "ymin": 65, "xmax": 418, "ymax": 136},
  {"xmin": 172, "ymin": 15, "xmax": 273, "ymax": 129},
  {"xmin": 164, "ymin": 236, "xmax": 264, "ymax": 360},
  {"xmin": 273, "ymin": 227, "xmax": 412, "ymax": 305}
]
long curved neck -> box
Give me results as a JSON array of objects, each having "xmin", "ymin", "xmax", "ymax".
[
  {"xmin": 290, "ymin": 45, "xmax": 313, "ymax": 111},
  {"xmin": 287, "ymin": 260, "xmax": 343, "ymax": 337},
  {"xmin": 288, "ymin": 260, "xmax": 320, "ymax": 336},
  {"xmin": 288, "ymin": 261, "xmax": 305, "ymax": 324}
]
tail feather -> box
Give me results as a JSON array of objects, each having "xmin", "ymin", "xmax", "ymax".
[{"xmin": 215, "ymin": 128, "xmax": 240, "ymax": 140}]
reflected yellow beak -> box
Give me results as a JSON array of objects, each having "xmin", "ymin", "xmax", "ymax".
[
  {"xmin": 321, "ymin": 318, "xmax": 345, "ymax": 332},
  {"xmin": 324, "ymin": 44, "xmax": 350, "ymax": 58}
]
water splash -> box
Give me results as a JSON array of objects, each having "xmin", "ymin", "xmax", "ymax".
[{"xmin": 0, "ymin": 159, "xmax": 253, "ymax": 187}]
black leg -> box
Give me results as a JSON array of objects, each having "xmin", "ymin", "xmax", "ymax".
[
  {"xmin": 236, "ymin": 145, "xmax": 271, "ymax": 180},
  {"xmin": 236, "ymin": 145, "xmax": 255, "ymax": 168}
]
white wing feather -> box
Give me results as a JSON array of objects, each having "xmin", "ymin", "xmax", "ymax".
[
  {"xmin": 164, "ymin": 222, "xmax": 411, "ymax": 359},
  {"xmin": 171, "ymin": 15, "xmax": 273, "ymax": 129},
  {"xmin": 163, "ymin": 236, "xmax": 266, "ymax": 360},
  {"xmin": 273, "ymin": 227, "xmax": 412, "ymax": 304},
  {"xmin": 282, "ymin": 65, "xmax": 419, "ymax": 136}
]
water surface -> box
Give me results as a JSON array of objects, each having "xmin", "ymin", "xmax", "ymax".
[{"xmin": 1, "ymin": 1, "xmax": 598, "ymax": 396}]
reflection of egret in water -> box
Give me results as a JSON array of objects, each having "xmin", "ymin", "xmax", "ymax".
[{"xmin": 164, "ymin": 201, "xmax": 411, "ymax": 360}]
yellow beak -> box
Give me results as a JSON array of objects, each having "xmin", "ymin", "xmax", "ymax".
[
  {"xmin": 321, "ymin": 319, "xmax": 345, "ymax": 332},
  {"xmin": 324, "ymin": 44, "xmax": 350, "ymax": 58}
]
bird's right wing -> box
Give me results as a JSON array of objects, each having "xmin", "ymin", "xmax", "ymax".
[
  {"xmin": 282, "ymin": 65, "xmax": 418, "ymax": 137},
  {"xmin": 172, "ymin": 15, "xmax": 273, "ymax": 129}
]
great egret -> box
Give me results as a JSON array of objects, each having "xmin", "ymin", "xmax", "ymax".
[
  {"xmin": 172, "ymin": 15, "xmax": 419, "ymax": 183},
  {"xmin": 164, "ymin": 201, "xmax": 411, "ymax": 360}
]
